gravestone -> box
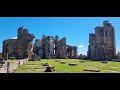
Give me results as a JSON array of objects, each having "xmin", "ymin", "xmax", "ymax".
[
  {"xmin": 60, "ymin": 62, "xmax": 67, "ymax": 64},
  {"xmin": 35, "ymin": 68, "xmax": 45, "ymax": 71},
  {"xmin": 68, "ymin": 63, "xmax": 78, "ymax": 66},
  {"xmin": 55, "ymin": 60, "xmax": 60, "ymax": 62},
  {"xmin": 44, "ymin": 66, "xmax": 52, "ymax": 72},
  {"xmin": 80, "ymin": 61, "xmax": 85, "ymax": 63},
  {"xmin": 84, "ymin": 67, "xmax": 101, "ymax": 72},
  {"xmin": 44, "ymin": 66, "xmax": 55, "ymax": 72},
  {"xmin": 42, "ymin": 63, "xmax": 49, "ymax": 66},
  {"xmin": 49, "ymin": 65, "xmax": 55, "ymax": 69},
  {"xmin": 101, "ymin": 61, "xmax": 108, "ymax": 63},
  {"xmin": 22, "ymin": 68, "xmax": 31, "ymax": 71}
]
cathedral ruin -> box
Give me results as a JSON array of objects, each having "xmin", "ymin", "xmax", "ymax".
[
  {"xmin": 2, "ymin": 26, "xmax": 78, "ymax": 60},
  {"xmin": 87, "ymin": 20, "xmax": 116, "ymax": 60},
  {"xmin": 2, "ymin": 26, "xmax": 35, "ymax": 60},
  {"xmin": 33, "ymin": 35, "xmax": 78, "ymax": 59}
]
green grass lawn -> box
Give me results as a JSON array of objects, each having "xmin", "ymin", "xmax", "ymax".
[
  {"xmin": 6, "ymin": 59, "xmax": 18, "ymax": 62},
  {"xmin": 14, "ymin": 59, "xmax": 120, "ymax": 73}
]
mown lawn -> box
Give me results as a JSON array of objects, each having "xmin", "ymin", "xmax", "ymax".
[
  {"xmin": 14, "ymin": 59, "xmax": 120, "ymax": 73},
  {"xmin": 7, "ymin": 59, "xmax": 18, "ymax": 62}
]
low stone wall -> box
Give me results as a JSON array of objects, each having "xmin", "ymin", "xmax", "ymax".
[
  {"xmin": 19, "ymin": 59, "xmax": 28, "ymax": 66},
  {"xmin": 0, "ymin": 66, "xmax": 7, "ymax": 73},
  {"xmin": 0, "ymin": 58, "xmax": 28, "ymax": 73},
  {"xmin": 7, "ymin": 61, "xmax": 19, "ymax": 73}
]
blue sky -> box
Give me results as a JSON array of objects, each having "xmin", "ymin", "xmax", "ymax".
[{"xmin": 0, "ymin": 17, "xmax": 120, "ymax": 55}]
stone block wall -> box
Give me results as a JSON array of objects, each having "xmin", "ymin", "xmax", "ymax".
[
  {"xmin": 7, "ymin": 61, "xmax": 19, "ymax": 73},
  {"xmin": 0, "ymin": 59, "xmax": 28, "ymax": 73},
  {"xmin": 87, "ymin": 20, "xmax": 116, "ymax": 60},
  {"xmin": 0, "ymin": 66, "xmax": 7, "ymax": 73}
]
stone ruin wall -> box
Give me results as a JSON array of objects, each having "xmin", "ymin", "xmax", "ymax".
[
  {"xmin": 2, "ymin": 26, "xmax": 78, "ymax": 60},
  {"xmin": 87, "ymin": 20, "xmax": 116, "ymax": 60},
  {"xmin": 0, "ymin": 59, "xmax": 28, "ymax": 73},
  {"xmin": 2, "ymin": 26, "xmax": 35, "ymax": 60},
  {"xmin": 34, "ymin": 35, "xmax": 55, "ymax": 59},
  {"xmin": 34, "ymin": 36, "xmax": 78, "ymax": 59},
  {"xmin": 56, "ymin": 37, "xmax": 66, "ymax": 59},
  {"xmin": 16, "ymin": 26, "xmax": 35, "ymax": 59},
  {"xmin": 66, "ymin": 45, "xmax": 77, "ymax": 59},
  {"xmin": 2, "ymin": 39, "xmax": 17, "ymax": 60}
]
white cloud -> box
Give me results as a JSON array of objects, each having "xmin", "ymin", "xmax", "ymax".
[
  {"xmin": 12, "ymin": 37, "xmax": 17, "ymax": 39},
  {"xmin": 78, "ymin": 45, "xmax": 84, "ymax": 48},
  {"xmin": 78, "ymin": 45, "xmax": 87, "ymax": 55}
]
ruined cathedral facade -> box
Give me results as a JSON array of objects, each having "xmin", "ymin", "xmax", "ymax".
[
  {"xmin": 33, "ymin": 35, "xmax": 78, "ymax": 59},
  {"xmin": 2, "ymin": 26, "xmax": 35, "ymax": 60},
  {"xmin": 2, "ymin": 26, "xmax": 77, "ymax": 60},
  {"xmin": 87, "ymin": 20, "xmax": 116, "ymax": 60}
]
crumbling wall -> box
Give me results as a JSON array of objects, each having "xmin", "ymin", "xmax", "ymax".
[
  {"xmin": 0, "ymin": 59, "xmax": 28, "ymax": 73},
  {"xmin": 16, "ymin": 26, "xmax": 35, "ymax": 59},
  {"xmin": 2, "ymin": 26, "xmax": 35, "ymax": 60},
  {"xmin": 2, "ymin": 39, "xmax": 17, "ymax": 60},
  {"xmin": 0, "ymin": 66, "xmax": 7, "ymax": 73},
  {"xmin": 33, "ymin": 35, "xmax": 78, "ymax": 59},
  {"xmin": 87, "ymin": 20, "xmax": 116, "ymax": 60},
  {"xmin": 66, "ymin": 46, "xmax": 77, "ymax": 59},
  {"xmin": 57, "ymin": 37, "xmax": 66, "ymax": 59}
]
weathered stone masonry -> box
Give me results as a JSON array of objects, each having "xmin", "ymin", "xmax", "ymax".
[
  {"xmin": 0, "ymin": 59, "xmax": 28, "ymax": 73},
  {"xmin": 2, "ymin": 26, "xmax": 35, "ymax": 60},
  {"xmin": 33, "ymin": 35, "xmax": 78, "ymax": 59},
  {"xmin": 2, "ymin": 26, "xmax": 78, "ymax": 60},
  {"xmin": 87, "ymin": 20, "xmax": 116, "ymax": 60}
]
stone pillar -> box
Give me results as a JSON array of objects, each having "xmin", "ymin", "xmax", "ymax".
[
  {"xmin": 74, "ymin": 46, "xmax": 77, "ymax": 58},
  {"xmin": 55, "ymin": 35, "xmax": 59, "ymax": 57},
  {"xmin": 6, "ymin": 53, "xmax": 8, "ymax": 60},
  {"xmin": 4, "ymin": 53, "xmax": 8, "ymax": 60},
  {"xmin": 28, "ymin": 52, "xmax": 33, "ymax": 60}
]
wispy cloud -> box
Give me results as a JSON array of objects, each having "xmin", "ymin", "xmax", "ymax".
[
  {"xmin": 78, "ymin": 45, "xmax": 87, "ymax": 55},
  {"xmin": 78, "ymin": 45, "xmax": 84, "ymax": 48},
  {"xmin": 12, "ymin": 37, "xmax": 17, "ymax": 39}
]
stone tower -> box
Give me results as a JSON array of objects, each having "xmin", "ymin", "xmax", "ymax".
[
  {"xmin": 40, "ymin": 35, "xmax": 54, "ymax": 59},
  {"xmin": 87, "ymin": 20, "xmax": 116, "ymax": 60},
  {"xmin": 16, "ymin": 26, "xmax": 35, "ymax": 59},
  {"xmin": 57, "ymin": 37, "xmax": 66, "ymax": 58},
  {"xmin": 2, "ymin": 26, "xmax": 35, "ymax": 60}
]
